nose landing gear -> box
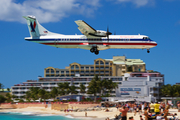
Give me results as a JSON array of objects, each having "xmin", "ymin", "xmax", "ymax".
[
  {"xmin": 90, "ymin": 47, "xmax": 99, "ymax": 55},
  {"xmin": 147, "ymin": 49, "xmax": 150, "ymax": 53}
]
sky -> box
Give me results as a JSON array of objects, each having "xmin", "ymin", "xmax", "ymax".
[{"xmin": 0, "ymin": 0, "xmax": 180, "ymax": 88}]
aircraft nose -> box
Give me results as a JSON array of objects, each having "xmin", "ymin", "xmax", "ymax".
[{"xmin": 153, "ymin": 41, "xmax": 157, "ymax": 46}]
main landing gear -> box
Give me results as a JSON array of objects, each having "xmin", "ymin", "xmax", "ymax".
[{"xmin": 90, "ymin": 47, "xmax": 99, "ymax": 55}]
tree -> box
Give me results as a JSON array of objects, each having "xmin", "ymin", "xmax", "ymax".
[
  {"xmin": 87, "ymin": 75, "xmax": 101, "ymax": 102},
  {"xmin": 69, "ymin": 85, "xmax": 78, "ymax": 94},
  {"xmin": 98, "ymin": 79, "xmax": 108, "ymax": 96},
  {"xmin": 160, "ymin": 84, "xmax": 179, "ymax": 97},
  {"xmin": 79, "ymin": 83, "xmax": 86, "ymax": 95},
  {"xmin": 0, "ymin": 95, "xmax": 6, "ymax": 103},
  {"xmin": 106, "ymin": 79, "xmax": 118, "ymax": 95},
  {"xmin": 5, "ymin": 93, "xmax": 12, "ymax": 102},
  {"xmin": 50, "ymin": 87, "xmax": 58, "ymax": 99},
  {"xmin": 58, "ymin": 83, "xmax": 66, "ymax": 96},
  {"xmin": 7, "ymin": 88, "xmax": 10, "ymax": 92},
  {"xmin": 38, "ymin": 89, "xmax": 46, "ymax": 101},
  {"xmin": 0, "ymin": 83, "xmax": 4, "ymax": 92},
  {"xmin": 58, "ymin": 82, "xmax": 70, "ymax": 96}
]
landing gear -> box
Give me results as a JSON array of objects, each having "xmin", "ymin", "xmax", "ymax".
[
  {"xmin": 147, "ymin": 49, "xmax": 150, "ymax": 53},
  {"xmin": 90, "ymin": 47, "xmax": 99, "ymax": 55}
]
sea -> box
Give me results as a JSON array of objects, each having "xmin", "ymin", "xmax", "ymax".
[{"xmin": 0, "ymin": 112, "xmax": 82, "ymax": 120}]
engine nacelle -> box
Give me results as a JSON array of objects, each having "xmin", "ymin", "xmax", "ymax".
[{"xmin": 95, "ymin": 30, "xmax": 107, "ymax": 37}]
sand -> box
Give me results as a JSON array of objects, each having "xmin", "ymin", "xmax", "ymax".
[{"xmin": 0, "ymin": 107, "xmax": 180, "ymax": 120}]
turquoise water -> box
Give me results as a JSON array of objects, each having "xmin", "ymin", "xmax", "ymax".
[{"xmin": 0, "ymin": 112, "xmax": 81, "ymax": 120}]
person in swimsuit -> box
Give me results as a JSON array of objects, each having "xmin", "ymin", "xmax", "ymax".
[
  {"xmin": 144, "ymin": 107, "xmax": 150, "ymax": 120},
  {"xmin": 120, "ymin": 106, "xmax": 128, "ymax": 120},
  {"xmin": 163, "ymin": 105, "xmax": 169, "ymax": 120}
]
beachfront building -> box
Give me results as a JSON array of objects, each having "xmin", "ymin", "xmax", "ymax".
[
  {"xmin": 44, "ymin": 56, "xmax": 146, "ymax": 77},
  {"xmin": 11, "ymin": 71, "xmax": 164, "ymax": 101}
]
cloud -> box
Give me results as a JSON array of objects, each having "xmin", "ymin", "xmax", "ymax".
[
  {"xmin": 115, "ymin": 0, "xmax": 153, "ymax": 7},
  {"xmin": 0, "ymin": 0, "xmax": 100, "ymax": 23}
]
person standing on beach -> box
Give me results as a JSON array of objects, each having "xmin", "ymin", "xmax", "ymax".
[
  {"xmin": 150, "ymin": 102, "xmax": 154, "ymax": 113},
  {"xmin": 163, "ymin": 106, "xmax": 169, "ymax": 120},
  {"xmin": 154, "ymin": 102, "xmax": 160, "ymax": 115},
  {"xmin": 120, "ymin": 106, "xmax": 128, "ymax": 120},
  {"xmin": 144, "ymin": 107, "xmax": 150, "ymax": 120},
  {"xmin": 85, "ymin": 111, "xmax": 87, "ymax": 117},
  {"xmin": 178, "ymin": 102, "xmax": 180, "ymax": 112}
]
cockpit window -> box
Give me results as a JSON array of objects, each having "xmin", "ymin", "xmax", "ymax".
[{"xmin": 143, "ymin": 37, "xmax": 151, "ymax": 40}]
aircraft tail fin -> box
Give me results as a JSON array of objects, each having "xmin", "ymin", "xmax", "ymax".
[{"xmin": 23, "ymin": 15, "xmax": 55, "ymax": 37}]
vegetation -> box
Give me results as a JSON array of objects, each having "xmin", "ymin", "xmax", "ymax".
[
  {"xmin": 0, "ymin": 83, "xmax": 4, "ymax": 91},
  {"xmin": 160, "ymin": 84, "xmax": 180, "ymax": 97},
  {"xmin": 0, "ymin": 95, "xmax": 6, "ymax": 103},
  {"xmin": 87, "ymin": 75, "xmax": 118, "ymax": 101},
  {"xmin": 0, "ymin": 75, "xmax": 119, "ymax": 103}
]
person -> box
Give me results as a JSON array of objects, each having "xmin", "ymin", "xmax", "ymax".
[
  {"xmin": 120, "ymin": 106, "xmax": 128, "ymax": 120},
  {"xmin": 174, "ymin": 113, "xmax": 179, "ymax": 120},
  {"xmin": 144, "ymin": 107, "xmax": 150, "ymax": 120},
  {"xmin": 163, "ymin": 105, "xmax": 169, "ymax": 120},
  {"xmin": 140, "ymin": 115, "xmax": 143, "ymax": 120},
  {"xmin": 106, "ymin": 117, "xmax": 110, "ymax": 120},
  {"xmin": 150, "ymin": 102, "xmax": 154, "ymax": 113},
  {"xmin": 114, "ymin": 114, "xmax": 118, "ymax": 120},
  {"xmin": 129, "ymin": 116, "xmax": 134, "ymax": 120},
  {"xmin": 178, "ymin": 102, "xmax": 180, "ymax": 112},
  {"xmin": 154, "ymin": 102, "xmax": 160, "ymax": 115},
  {"xmin": 138, "ymin": 104, "xmax": 142, "ymax": 114},
  {"xmin": 134, "ymin": 103, "xmax": 137, "ymax": 116},
  {"xmin": 156, "ymin": 113, "xmax": 163, "ymax": 120},
  {"xmin": 85, "ymin": 111, "xmax": 87, "ymax": 117}
]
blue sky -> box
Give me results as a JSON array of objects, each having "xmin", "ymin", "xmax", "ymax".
[{"xmin": 0, "ymin": 0, "xmax": 180, "ymax": 88}]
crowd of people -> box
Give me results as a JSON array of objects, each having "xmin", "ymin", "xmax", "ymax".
[{"xmin": 114, "ymin": 101, "xmax": 179, "ymax": 120}]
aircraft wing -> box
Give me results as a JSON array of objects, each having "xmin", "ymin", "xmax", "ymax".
[{"xmin": 75, "ymin": 20, "xmax": 97, "ymax": 38}]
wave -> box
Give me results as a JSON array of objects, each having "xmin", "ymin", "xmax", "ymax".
[{"xmin": 65, "ymin": 115, "xmax": 74, "ymax": 118}]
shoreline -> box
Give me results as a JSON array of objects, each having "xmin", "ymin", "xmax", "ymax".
[{"xmin": 0, "ymin": 107, "xmax": 180, "ymax": 120}]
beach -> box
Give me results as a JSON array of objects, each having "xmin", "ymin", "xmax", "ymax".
[{"xmin": 0, "ymin": 107, "xmax": 180, "ymax": 120}]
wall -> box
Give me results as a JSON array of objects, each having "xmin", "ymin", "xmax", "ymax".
[
  {"xmin": 51, "ymin": 103, "xmax": 101, "ymax": 111},
  {"xmin": 0, "ymin": 103, "xmax": 47, "ymax": 109}
]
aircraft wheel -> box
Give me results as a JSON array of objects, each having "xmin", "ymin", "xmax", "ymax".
[
  {"xmin": 95, "ymin": 50, "xmax": 99, "ymax": 55},
  {"xmin": 90, "ymin": 48, "xmax": 94, "ymax": 53},
  {"xmin": 147, "ymin": 50, "xmax": 150, "ymax": 53}
]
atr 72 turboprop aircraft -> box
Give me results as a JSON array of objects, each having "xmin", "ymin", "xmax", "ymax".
[{"xmin": 24, "ymin": 15, "xmax": 157, "ymax": 55}]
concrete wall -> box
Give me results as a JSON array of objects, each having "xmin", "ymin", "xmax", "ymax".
[{"xmin": 0, "ymin": 103, "xmax": 47, "ymax": 109}]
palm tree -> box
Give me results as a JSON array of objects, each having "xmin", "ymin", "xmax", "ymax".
[
  {"xmin": 98, "ymin": 79, "xmax": 108, "ymax": 96},
  {"xmin": 87, "ymin": 75, "xmax": 101, "ymax": 102},
  {"xmin": 38, "ymin": 89, "xmax": 46, "ymax": 101},
  {"xmin": 7, "ymin": 88, "xmax": 10, "ymax": 92},
  {"xmin": 25, "ymin": 91, "xmax": 31, "ymax": 101},
  {"xmin": 161, "ymin": 84, "xmax": 178, "ymax": 97},
  {"xmin": 106, "ymin": 79, "xmax": 118, "ymax": 96},
  {"xmin": 58, "ymin": 82, "xmax": 70, "ymax": 95},
  {"xmin": 69, "ymin": 85, "xmax": 78, "ymax": 94},
  {"xmin": 0, "ymin": 83, "xmax": 4, "ymax": 92},
  {"xmin": 58, "ymin": 83, "xmax": 66, "ymax": 96},
  {"xmin": 79, "ymin": 83, "xmax": 86, "ymax": 95},
  {"xmin": 50, "ymin": 87, "xmax": 58, "ymax": 99},
  {"xmin": 0, "ymin": 95, "xmax": 6, "ymax": 103},
  {"xmin": 5, "ymin": 93, "xmax": 12, "ymax": 102}
]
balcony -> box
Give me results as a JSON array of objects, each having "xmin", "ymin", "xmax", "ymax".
[{"xmin": 122, "ymin": 68, "xmax": 126, "ymax": 71}]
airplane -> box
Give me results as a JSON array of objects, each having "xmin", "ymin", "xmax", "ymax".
[{"xmin": 23, "ymin": 15, "xmax": 157, "ymax": 55}]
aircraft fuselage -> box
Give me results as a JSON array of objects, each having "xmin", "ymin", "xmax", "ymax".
[{"xmin": 25, "ymin": 35, "xmax": 157, "ymax": 51}]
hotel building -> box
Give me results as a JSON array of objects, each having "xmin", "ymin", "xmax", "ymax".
[
  {"xmin": 11, "ymin": 56, "xmax": 164, "ymax": 101},
  {"xmin": 44, "ymin": 56, "xmax": 146, "ymax": 77}
]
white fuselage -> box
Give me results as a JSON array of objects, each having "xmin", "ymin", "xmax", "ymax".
[{"xmin": 25, "ymin": 34, "xmax": 157, "ymax": 51}]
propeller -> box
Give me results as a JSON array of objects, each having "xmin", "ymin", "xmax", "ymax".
[{"xmin": 106, "ymin": 26, "xmax": 112, "ymax": 42}]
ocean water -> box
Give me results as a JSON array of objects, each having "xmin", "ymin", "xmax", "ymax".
[{"xmin": 0, "ymin": 112, "xmax": 82, "ymax": 120}]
